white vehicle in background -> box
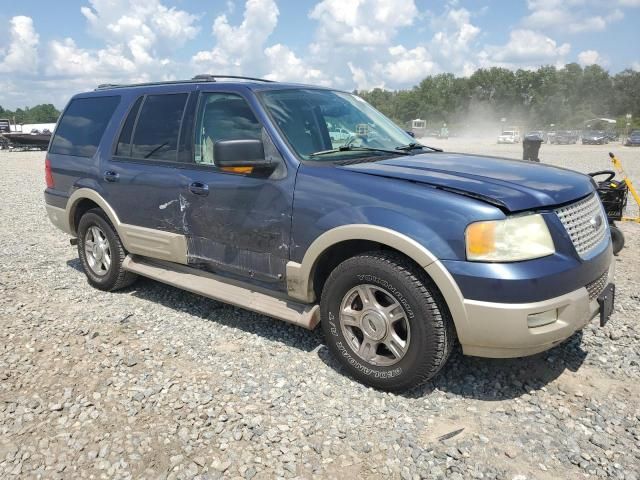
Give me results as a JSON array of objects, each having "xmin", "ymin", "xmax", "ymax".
[
  {"xmin": 497, "ymin": 128, "xmax": 521, "ymax": 144},
  {"xmin": 328, "ymin": 127, "xmax": 352, "ymax": 144}
]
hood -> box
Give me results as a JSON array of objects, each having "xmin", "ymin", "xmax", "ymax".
[
  {"xmin": 584, "ymin": 132, "xmax": 605, "ymax": 139},
  {"xmin": 339, "ymin": 153, "xmax": 594, "ymax": 212}
]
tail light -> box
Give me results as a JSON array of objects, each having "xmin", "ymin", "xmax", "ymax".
[{"xmin": 45, "ymin": 156, "xmax": 54, "ymax": 188}]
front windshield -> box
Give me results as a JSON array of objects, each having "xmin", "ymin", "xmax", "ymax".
[{"xmin": 259, "ymin": 88, "xmax": 417, "ymax": 160}]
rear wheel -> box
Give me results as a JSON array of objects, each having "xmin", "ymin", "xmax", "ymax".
[
  {"xmin": 77, "ymin": 209, "xmax": 137, "ymax": 291},
  {"xmin": 610, "ymin": 226, "xmax": 625, "ymax": 255},
  {"xmin": 320, "ymin": 251, "xmax": 454, "ymax": 391}
]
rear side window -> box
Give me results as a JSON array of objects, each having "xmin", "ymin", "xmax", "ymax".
[
  {"xmin": 115, "ymin": 96, "xmax": 143, "ymax": 156},
  {"xmin": 130, "ymin": 93, "xmax": 188, "ymax": 161},
  {"xmin": 50, "ymin": 96, "xmax": 120, "ymax": 158}
]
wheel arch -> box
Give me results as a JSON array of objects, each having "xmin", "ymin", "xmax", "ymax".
[
  {"xmin": 286, "ymin": 224, "xmax": 469, "ymax": 339},
  {"xmin": 64, "ymin": 188, "xmax": 188, "ymax": 263},
  {"xmin": 67, "ymin": 188, "xmax": 123, "ymax": 237}
]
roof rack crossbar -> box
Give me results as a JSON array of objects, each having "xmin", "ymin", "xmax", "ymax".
[{"xmin": 94, "ymin": 74, "xmax": 274, "ymax": 90}]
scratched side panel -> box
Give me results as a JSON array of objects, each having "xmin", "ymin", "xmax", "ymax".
[
  {"xmin": 100, "ymin": 163, "xmax": 195, "ymax": 234},
  {"xmin": 183, "ymin": 178, "xmax": 293, "ymax": 284}
]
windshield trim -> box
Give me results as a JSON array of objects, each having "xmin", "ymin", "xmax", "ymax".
[{"xmin": 255, "ymin": 87, "xmax": 417, "ymax": 165}]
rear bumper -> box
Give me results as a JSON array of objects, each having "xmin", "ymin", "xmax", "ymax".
[
  {"xmin": 45, "ymin": 204, "xmax": 73, "ymax": 235},
  {"xmin": 456, "ymin": 261, "xmax": 614, "ymax": 358}
]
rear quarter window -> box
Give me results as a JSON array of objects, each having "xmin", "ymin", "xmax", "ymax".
[{"xmin": 50, "ymin": 96, "xmax": 120, "ymax": 158}]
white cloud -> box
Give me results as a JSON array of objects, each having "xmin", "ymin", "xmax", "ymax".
[
  {"xmin": 480, "ymin": 29, "xmax": 570, "ymax": 68},
  {"xmin": 309, "ymin": 0, "xmax": 418, "ymax": 47},
  {"xmin": 47, "ymin": 39, "xmax": 137, "ymax": 77},
  {"xmin": 42, "ymin": 0, "xmax": 200, "ymax": 86},
  {"xmin": 523, "ymin": 1, "xmax": 624, "ymax": 33},
  {"xmin": 80, "ymin": 0, "xmax": 199, "ymax": 57},
  {"xmin": 430, "ymin": 7, "xmax": 480, "ymax": 75},
  {"xmin": 192, "ymin": 0, "xmax": 279, "ymax": 74},
  {"xmin": 0, "ymin": 16, "xmax": 39, "ymax": 74},
  {"xmin": 347, "ymin": 45, "xmax": 439, "ymax": 90},
  {"xmin": 377, "ymin": 46, "xmax": 437, "ymax": 85},
  {"xmin": 263, "ymin": 44, "xmax": 329, "ymax": 85},
  {"xmin": 578, "ymin": 49, "xmax": 603, "ymax": 66},
  {"xmin": 347, "ymin": 62, "xmax": 380, "ymax": 91}
]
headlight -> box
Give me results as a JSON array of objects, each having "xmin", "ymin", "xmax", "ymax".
[{"xmin": 465, "ymin": 214, "xmax": 555, "ymax": 262}]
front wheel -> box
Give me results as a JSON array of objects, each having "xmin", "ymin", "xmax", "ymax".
[{"xmin": 320, "ymin": 251, "xmax": 454, "ymax": 391}]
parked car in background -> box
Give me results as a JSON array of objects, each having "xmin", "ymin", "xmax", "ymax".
[
  {"xmin": 497, "ymin": 130, "xmax": 520, "ymax": 144},
  {"xmin": 624, "ymin": 130, "xmax": 640, "ymax": 146},
  {"xmin": 44, "ymin": 75, "xmax": 615, "ymax": 391},
  {"xmin": 604, "ymin": 131, "xmax": 619, "ymax": 142},
  {"xmin": 526, "ymin": 130, "xmax": 546, "ymax": 142},
  {"xmin": 582, "ymin": 130, "xmax": 608, "ymax": 145},
  {"xmin": 328, "ymin": 126, "xmax": 352, "ymax": 144},
  {"xmin": 550, "ymin": 130, "xmax": 578, "ymax": 144}
]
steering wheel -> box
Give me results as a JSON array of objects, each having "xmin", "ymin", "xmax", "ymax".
[{"xmin": 588, "ymin": 170, "xmax": 616, "ymax": 183}]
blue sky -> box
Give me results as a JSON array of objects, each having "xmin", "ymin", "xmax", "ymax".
[{"xmin": 1, "ymin": 0, "xmax": 639, "ymax": 109}]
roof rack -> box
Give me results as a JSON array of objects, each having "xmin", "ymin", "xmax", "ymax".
[
  {"xmin": 191, "ymin": 74, "xmax": 274, "ymax": 83},
  {"xmin": 95, "ymin": 74, "xmax": 274, "ymax": 90}
]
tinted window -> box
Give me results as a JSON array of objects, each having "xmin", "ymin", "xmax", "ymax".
[
  {"xmin": 130, "ymin": 93, "xmax": 187, "ymax": 161},
  {"xmin": 195, "ymin": 93, "xmax": 262, "ymax": 165},
  {"xmin": 50, "ymin": 96, "xmax": 120, "ymax": 157},
  {"xmin": 115, "ymin": 96, "xmax": 143, "ymax": 156}
]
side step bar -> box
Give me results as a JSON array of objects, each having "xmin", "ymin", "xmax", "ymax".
[{"xmin": 122, "ymin": 256, "xmax": 320, "ymax": 330}]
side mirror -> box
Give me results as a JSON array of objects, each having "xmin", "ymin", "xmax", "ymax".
[
  {"xmin": 214, "ymin": 139, "xmax": 274, "ymax": 170},
  {"xmin": 406, "ymin": 130, "xmax": 415, "ymax": 138}
]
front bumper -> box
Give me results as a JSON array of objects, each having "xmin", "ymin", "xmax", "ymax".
[{"xmin": 457, "ymin": 261, "xmax": 615, "ymax": 358}]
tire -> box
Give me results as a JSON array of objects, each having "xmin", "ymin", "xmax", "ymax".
[
  {"xmin": 610, "ymin": 226, "xmax": 625, "ymax": 255},
  {"xmin": 320, "ymin": 251, "xmax": 454, "ymax": 391},
  {"xmin": 77, "ymin": 208, "xmax": 137, "ymax": 291}
]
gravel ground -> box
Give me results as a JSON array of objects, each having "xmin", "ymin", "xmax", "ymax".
[{"xmin": 1, "ymin": 144, "xmax": 639, "ymax": 480}]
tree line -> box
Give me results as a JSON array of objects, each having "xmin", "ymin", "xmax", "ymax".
[
  {"xmin": 356, "ymin": 64, "xmax": 640, "ymax": 132},
  {"xmin": 0, "ymin": 104, "xmax": 60, "ymax": 125}
]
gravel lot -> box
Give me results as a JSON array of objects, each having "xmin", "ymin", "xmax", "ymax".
[{"xmin": 1, "ymin": 143, "xmax": 639, "ymax": 479}]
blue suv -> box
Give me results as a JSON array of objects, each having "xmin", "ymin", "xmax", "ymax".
[{"xmin": 45, "ymin": 75, "xmax": 614, "ymax": 391}]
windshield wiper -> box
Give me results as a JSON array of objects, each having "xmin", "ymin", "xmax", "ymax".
[
  {"xmin": 395, "ymin": 142, "xmax": 443, "ymax": 152},
  {"xmin": 309, "ymin": 145, "xmax": 409, "ymax": 158}
]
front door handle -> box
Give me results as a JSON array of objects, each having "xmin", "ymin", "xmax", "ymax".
[
  {"xmin": 189, "ymin": 181, "xmax": 209, "ymax": 196},
  {"xmin": 104, "ymin": 171, "xmax": 119, "ymax": 182}
]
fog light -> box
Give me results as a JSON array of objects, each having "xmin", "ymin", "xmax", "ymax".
[{"xmin": 527, "ymin": 309, "xmax": 558, "ymax": 328}]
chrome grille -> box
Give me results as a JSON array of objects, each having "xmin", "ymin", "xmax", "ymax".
[
  {"xmin": 555, "ymin": 194, "xmax": 607, "ymax": 257},
  {"xmin": 586, "ymin": 272, "xmax": 608, "ymax": 300}
]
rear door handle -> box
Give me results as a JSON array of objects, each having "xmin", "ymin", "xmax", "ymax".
[
  {"xmin": 189, "ymin": 181, "xmax": 209, "ymax": 196},
  {"xmin": 103, "ymin": 171, "xmax": 119, "ymax": 182}
]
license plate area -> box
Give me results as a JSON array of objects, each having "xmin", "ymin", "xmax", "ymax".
[{"xmin": 598, "ymin": 283, "xmax": 615, "ymax": 327}]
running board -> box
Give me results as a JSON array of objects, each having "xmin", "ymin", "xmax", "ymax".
[{"xmin": 122, "ymin": 256, "xmax": 320, "ymax": 330}]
